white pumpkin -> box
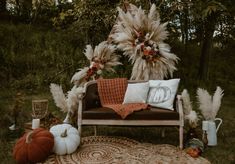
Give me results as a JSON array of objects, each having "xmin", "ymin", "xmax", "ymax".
[{"xmin": 50, "ymin": 124, "xmax": 80, "ymax": 155}]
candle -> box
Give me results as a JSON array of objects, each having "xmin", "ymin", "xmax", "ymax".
[
  {"xmin": 202, "ymin": 120, "xmax": 209, "ymax": 131},
  {"xmin": 32, "ymin": 119, "xmax": 40, "ymax": 129}
]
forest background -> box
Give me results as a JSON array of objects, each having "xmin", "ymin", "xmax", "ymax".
[
  {"xmin": 0, "ymin": 0, "xmax": 235, "ymax": 163},
  {"xmin": 1, "ymin": 0, "xmax": 235, "ymax": 93}
]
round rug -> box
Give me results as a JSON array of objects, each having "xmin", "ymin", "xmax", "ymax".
[{"xmin": 43, "ymin": 136, "xmax": 210, "ymax": 164}]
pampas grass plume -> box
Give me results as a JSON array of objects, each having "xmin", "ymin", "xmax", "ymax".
[
  {"xmin": 66, "ymin": 85, "xmax": 79, "ymax": 114},
  {"xmin": 197, "ymin": 87, "xmax": 224, "ymax": 120},
  {"xmin": 212, "ymin": 86, "xmax": 224, "ymax": 120},
  {"xmin": 50, "ymin": 83, "xmax": 68, "ymax": 112},
  {"xmin": 185, "ymin": 110, "xmax": 199, "ymax": 128},
  {"xmin": 181, "ymin": 89, "xmax": 193, "ymax": 115}
]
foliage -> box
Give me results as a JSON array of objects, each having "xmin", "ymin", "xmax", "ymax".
[
  {"xmin": 0, "ymin": 23, "xmax": 86, "ymax": 90},
  {"xmin": 0, "ymin": 0, "xmax": 234, "ymax": 92},
  {"xmin": 11, "ymin": 92, "xmax": 25, "ymax": 125}
]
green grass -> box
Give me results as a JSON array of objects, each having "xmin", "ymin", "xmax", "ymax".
[{"xmin": 0, "ymin": 89, "xmax": 235, "ymax": 164}]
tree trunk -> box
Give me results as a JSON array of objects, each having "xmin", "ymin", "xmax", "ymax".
[
  {"xmin": 22, "ymin": 0, "xmax": 33, "ymax": 21},
  {"xmin": 183, "ymin": 6, "xmax": 190, "ymax": 69},
  {"xmin": 198, "ymin": 14, "xmax": 216, "ymax": 80}
]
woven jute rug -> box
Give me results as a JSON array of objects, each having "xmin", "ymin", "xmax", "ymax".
[{"xmin": 43, "ymin": 136, "xmax": 210, "ymax": 164}]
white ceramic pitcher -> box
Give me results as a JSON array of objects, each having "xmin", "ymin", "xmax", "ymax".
[{"xmin": 202, "ymin": 118, "xmax": 223, "ymax": 146}]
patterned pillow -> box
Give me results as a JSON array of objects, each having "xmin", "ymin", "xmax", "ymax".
[
  {"xmin": 147, "ymin": 79, "xmax": 180, "ymax": 110},
  {"xmin": 123, "ymin": 82, "xmax": 150, "ymax": 104}
]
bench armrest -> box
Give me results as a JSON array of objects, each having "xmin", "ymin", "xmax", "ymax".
[
  {"xmin": 176, "ymin": 95, "xmax": 184, "ymax": 126},
  {"xmin": 77, "ymin": 87, "xmax": 85, "ymax": 134}
]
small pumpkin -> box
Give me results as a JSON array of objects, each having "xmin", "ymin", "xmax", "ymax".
[
  {"xmin": 186, "ymin": 147, "xmax": 201, "ymax": 158},
  {"xmin": 185, "ymin": 138, "xmax": 204, "ymax": 158},
  {"xmin": 13, "ymin": 128, "xmax": 54, "ymax": 164},
  {"xmin": 50, "ymin": 124, "xmax": 80, "ymax": 155}
]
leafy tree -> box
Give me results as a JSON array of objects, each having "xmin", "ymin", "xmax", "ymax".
[
  {"xmin": 197, "ymin": 0, "xmax": 227, "ymax": 80},
  {"xmin": 0, "ymin": 0, "xmax": 9, "ymax": 19}
]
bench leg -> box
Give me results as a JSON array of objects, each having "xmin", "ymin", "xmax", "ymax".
[
  {"xmin": 94, "ymin": 126, "xmax": 97, "ymax": 136},
  {"xmin": 179, "ymin": 125, "xmax": 184, "ymax": 149},
  {"xmin": 161, "ymin": 128, "xmax": 165, "ymax": 138}
]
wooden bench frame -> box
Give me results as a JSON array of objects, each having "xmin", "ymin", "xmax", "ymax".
[{"xmin": 75, "ymin": 80, "xmax": 184, "ymax": 149}]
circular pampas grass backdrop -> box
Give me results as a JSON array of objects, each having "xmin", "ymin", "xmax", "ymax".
[{"xmin": 111, "ymin": 3, "xmax": 179, "ymax": 80}]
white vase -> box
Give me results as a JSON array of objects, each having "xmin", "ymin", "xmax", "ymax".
[{"xmin": 202, "ymin": 118, "xmax": 222, "ymax": 146}]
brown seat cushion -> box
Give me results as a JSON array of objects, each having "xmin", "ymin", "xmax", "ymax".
[{"xmin": 82, "ymin": 107, "xmax": 179, "ymax": 120}]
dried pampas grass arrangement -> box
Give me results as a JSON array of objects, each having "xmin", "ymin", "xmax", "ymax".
[
  {"xmin": 197, "ymin": 86, "xmax": 224, "ymax": 121},
  {"xmin": 111, "ymin": 3, "xmax": 178, "ymax": 80},
  {"xmin": 71, "ymin": 41, "xmax": 121, "ymax": 86},
  {"xmin": 50, "ymin": 41, "xmax": 121, "ymax": 123},
  {"xmin": 181, "ymin": 89, "xmax": 199, "ymax": 128},
  {"xmin": 181, "ymin": 89, "xmax": 193, "ymax": 115},
  {"xmin": 50, "ymin": 84, "xmax": 82, "ymax": 113},
  {"xmin": 50, "ymin": 83, "xmax": 68, "ymax": 113}
]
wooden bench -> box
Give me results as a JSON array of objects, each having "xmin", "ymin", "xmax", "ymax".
[{"xmin": 75, "ymin": 80, "xmax": 184, "ymax": 149}]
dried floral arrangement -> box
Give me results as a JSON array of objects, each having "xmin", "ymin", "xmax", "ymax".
[
  {"xmin": 71, "ymin": 41, "xmax": 121, "ymax": 86},
  {"xmin": 197, "ymin": 86, "xmax": 224, "ymax": 121},
  {"xmin": 111, "ymin": 3, "xmax": 179, "ymax": 80},
  {"xmin": 50, "ymin": 41, "xmax": 121, "ymax": 123}
]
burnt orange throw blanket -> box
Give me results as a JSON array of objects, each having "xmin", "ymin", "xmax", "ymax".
[{"xmin": 97, "ymin": 78, "xmax": 148, "ymax": 119}]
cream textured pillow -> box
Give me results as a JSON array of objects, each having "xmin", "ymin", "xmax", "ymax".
[
  {"xmin": 123, "ymin": 82, "xmax": 149, "ymax": 104},
  {"xmin": 147, "ymin": 79, "xmax": 180, "ymax": 110}
]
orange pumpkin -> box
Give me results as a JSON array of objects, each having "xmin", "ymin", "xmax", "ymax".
[
  {"xmin": 13, "ymin": 128, "xmax": 54, "ymax": 164},
  {"xmin": 186, "ymin": 147, "xmax": 201, "ymax": 158}
]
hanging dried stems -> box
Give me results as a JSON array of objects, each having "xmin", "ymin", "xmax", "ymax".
[
  {"xmin": 111, "ymin": 3, "xmax": 179, "ymax": 80},
  {"xmin": 197, "ymin": 86, "xmax": 224, "ymax": 121}
]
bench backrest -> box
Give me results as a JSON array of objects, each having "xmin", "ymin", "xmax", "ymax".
[
  {"xmin": 82, "ymin": 80, "xmax": 147, "ymax": 111},
  {"xmin": 82, "ymin": 80, "xmax": 177, "ymax": 111},
  {"xmin": 83, "ymin": 82, "xmax": 101, "ymax": 110}
]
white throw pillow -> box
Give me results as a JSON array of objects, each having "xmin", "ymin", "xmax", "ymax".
[
  {"xmin": 147, "ymin": 79, "xmax": 180, "ymax": 110},
  {"xmin": 123, "ymin": 82, "xmax": 149, "ymax": 104}
]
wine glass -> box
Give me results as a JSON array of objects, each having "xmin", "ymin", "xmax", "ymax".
[{"xmin": 32, "ymin": 99, "xmax": 48, "ymax": 119}]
